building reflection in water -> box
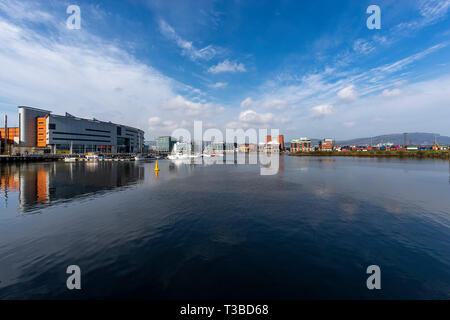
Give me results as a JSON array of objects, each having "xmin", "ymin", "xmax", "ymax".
[{"xmin": 0, "ymin": 162, "xmax": 145, "ymax": 213}]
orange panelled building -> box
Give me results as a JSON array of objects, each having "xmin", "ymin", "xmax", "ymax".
[
  {"xmin": 1, "ymin": 116, "xmax": 48, "ymax": 147},
  {"xmin": 36, "ymin": 116, "xmax": 48, "ymax": 147},
  {"xmin": 0, "ymin": 127, "xmax": 19, "ymax": 144}
]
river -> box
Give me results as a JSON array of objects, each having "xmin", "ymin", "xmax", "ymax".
[{"xmin": 0, "ymin": 156, "xmax": 449, "ymax": 299}]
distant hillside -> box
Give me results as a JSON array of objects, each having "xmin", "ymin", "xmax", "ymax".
[{"xmin": 336, "ymin": 132, "xmax": 450, "ymax": 146}]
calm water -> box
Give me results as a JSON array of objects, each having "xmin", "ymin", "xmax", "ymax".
[{"xmin": 0, "ymin": 156, "xmax": 449, "ymax": 299}]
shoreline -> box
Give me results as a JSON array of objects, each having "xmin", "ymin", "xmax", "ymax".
[{"xmin": 288, "ymin": 150, "xmax": 450, "ymax": 160}]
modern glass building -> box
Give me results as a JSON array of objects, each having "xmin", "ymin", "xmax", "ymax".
[
  {"xmin": 155, "ymin": 136, "xmax": 176, "ymax": 152},
  {"xmin": 211, "ymin": 142, "xmax": 237, "ymax": 152},
  {"xmin": 17, "ymin": 106, "xmax": 144, "ymax": 154}
]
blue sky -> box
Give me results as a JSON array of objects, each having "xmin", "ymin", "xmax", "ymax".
[{"xmin": 0, "ymin": 0, "xmax": 449, "ymax": 140}]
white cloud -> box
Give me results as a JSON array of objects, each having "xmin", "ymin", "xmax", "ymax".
[
  {"xmin": 238, "ymin": 109, "xmax": 275, "ymax": 125},
  {"xmin": 262, "ymin": 99, "xmax": 287, "ymax": 110},
  {"xmin": 376, "ymin": 43, "xmax": 447, "ymax": 74},
  {"xmin": 226, "ymin": 108, "xmax": 290, "ymax": 129},
  {"xmin": 159, "ymin": 19, "xmax": 217, "ymax": 61},
  {"xmin": 0, "ymin": 0, "xmax": 54, "ymax": 24},
  {"xmin": 240, "ymin": 97, "xmax": 253, "ymax": 108},
  {"xmin": 209, "ymin": 82, "xmax": 228, "ymax": 88},
  {"xmin": 208, "ymin": 59, "xmax": 246, "ymax": 73},
  {"xmin": 325, "ymin": 76, "xmax": 450, "ymax": 137},
  {"xmin": 353, "ymin": 39, "xmax": 375, "ymax": 54},
  {"xmin": 226, "ymin": 39, "xmax": 450, "ymax": 139},
  {"xmin": 0, "ymin": 4, "xmax": 221, "ymax": 139},
  {"xmin": 310, "ymin": 104, "xmax": 334, "ymax": 117},
  {"xmin": 343, "ymin": 121, "xmax": 356, "ymax": 128},
  {"xmin": 382, "ymin": 89, "xmax": 401, "ymax": 97},
  {"xmin": 160, "ymin": 95, "xmax": 222, "ymax": 117},
  {"xmin": 396, "ymin": 0, "xmax": 450, "ymax": 31},
  {"xmin": 337, "ymin": 85, "xmax": 357, "ymax": 102},
  {"xmin": 148, "ymin": 117, "xmax": 179, "ymax": 133}
]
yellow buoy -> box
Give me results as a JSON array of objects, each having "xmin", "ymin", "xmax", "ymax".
[{"xmin": 154, "ymin": 160, "xmax": 160, "ymax": 172}]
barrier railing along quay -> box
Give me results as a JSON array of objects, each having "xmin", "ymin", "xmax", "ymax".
[
  {"xmin": 0, "ymin": 154, "xmax": 64, "ymax": 162},
  {"xmin": 0, "ymin": 152, "xmax": 164, "ymax": 162}
]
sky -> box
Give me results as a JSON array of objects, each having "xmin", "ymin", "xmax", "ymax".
[{"xmin": 0, "ymin": 0, "xmax": 449, "ymax": 140}]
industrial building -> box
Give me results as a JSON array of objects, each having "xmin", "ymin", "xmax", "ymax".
[
  {"xmin": 3, "ymin": 106, "xmax": 144, "ymax": 154},
  {"xmin": 0, "ymin": 127, "xmax": 20, "ymax": 154}
]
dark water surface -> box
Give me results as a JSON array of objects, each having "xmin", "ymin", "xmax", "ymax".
[{"xmin": 0, "ymin": 156, "xmax": 449, "ymax": 299}]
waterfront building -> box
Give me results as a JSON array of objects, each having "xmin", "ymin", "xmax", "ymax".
[
  {"xmin": 278, "ymin": 135, "xmax": 284, "ymax": 150},
  {"xmin": 291, "ymin": 138, "xmax": 311, "ymax": 152},
  {"xmin": 16, "ymin": 106, "xmax": 144, "ymax": 154},
  {"xmin": 145, "ymin": 140, "xmax": 157, "ymax": 151},
  {"xmin": 155, "ymin": 136, "xmax": 176, "ymax": 152},
  {"xmin": 1, "ymin": 127, "xmax": 19, "ymax": 154},
  {"xmin": 319, "ymin": 138, "xmax": 333, "ymax": 151},
  {"xmin": 173, "ymin": 141, "xmax": 193, "ymax": 153},
  {"xmin": 0, "ymin": 127, "xmax": 20, "ymax": 144},
  {"xmin": 238, "ymin": 143, "xmax": 257, "ymax": 153},
  {"xmin": 265, "ymin": 141, "xmax": 280, "ymax": 153},
  {"xmin": 1, "ymin": 114, "xmax": 19, "ymax": 154},
  {"xmin": 258, "ymin": 142, "xmax": 266, "ymax": 152},
  {"xmin": 238, "ymin": 144, "xmax": 249, "ymax": 153},
  {"xmin": 265, "ymin": 135, "xmax": 285, "ymax": 151},
  {"xmin": 211, "ymin": 142, "xmax": 237, "ymax": 153}
]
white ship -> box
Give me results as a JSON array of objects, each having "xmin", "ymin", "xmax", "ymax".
[
  {"xmin": 63, "ymin": 156, "xmax": 78, "ymax": 162},
  {"xmin": 168, "ymin": 142, "xmax": 201, "ymax": 160},
  {"xmin": 134, "ymin": 154, "xmax": 148, "ymax": 161}
]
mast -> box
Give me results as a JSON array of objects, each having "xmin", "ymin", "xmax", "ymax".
[{"xmin": 4, "ymin": 115, "xmax": 8, "ymax": 154}]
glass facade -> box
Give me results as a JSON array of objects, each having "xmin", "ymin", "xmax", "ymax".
[
  {"xmin": 117, "ymin": 137, "xmax": 131, "ymax": 153},
  {"xmin": 156, "ymin": 136, "xmax": 176, "ymax": 152},
  {"xmin": 55, "ymin": 144, "xmax": 112, "ymax": 153}
]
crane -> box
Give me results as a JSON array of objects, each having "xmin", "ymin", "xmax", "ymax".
[{"xmin": 432, "ymin": 137, "xmax": 441, "ymax": 150}]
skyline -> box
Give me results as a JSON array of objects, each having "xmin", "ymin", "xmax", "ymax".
[{"xmin": 0, "ymin": 0, "xmax": 449, "ymax": 140}]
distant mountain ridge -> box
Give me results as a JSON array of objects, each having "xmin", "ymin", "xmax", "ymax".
[{"xmin": 335, "ymin": 132, "xmax": 450, "ymax": 146}]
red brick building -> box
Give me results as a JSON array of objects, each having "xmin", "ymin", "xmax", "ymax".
[
  {"xmin": 266, "ymin": 135, "xmax": 285, "ymax": 151},
  {"xmin": 319, "ymin": 138, "xmax": 333, "ymax": 151}
]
